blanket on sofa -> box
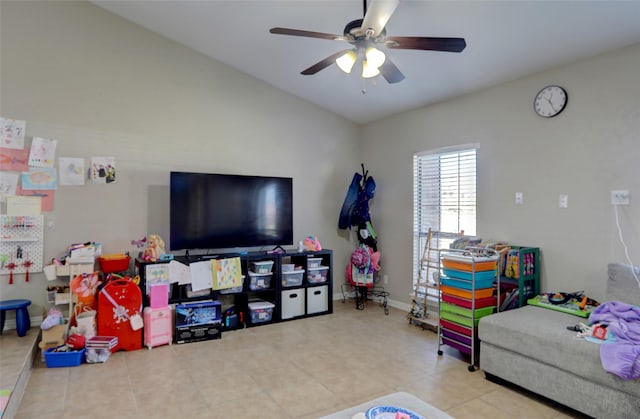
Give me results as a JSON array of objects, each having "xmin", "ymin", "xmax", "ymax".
[{"xmin": 589, "ymin": 301, "xmax": 640, "ymax": 380}]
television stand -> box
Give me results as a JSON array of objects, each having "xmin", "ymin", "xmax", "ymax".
[{"xmin": 134, "ymin": 249, "xmax": 333, "ymax": 327}]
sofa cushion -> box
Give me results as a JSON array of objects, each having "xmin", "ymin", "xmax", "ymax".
[
  {"xmin": 479, "ymin": 305, "xmax": 640, "ymax": 398},
  {"xmin": 607, "ymin": 263, "xmax": 640, "ymax": 305}
]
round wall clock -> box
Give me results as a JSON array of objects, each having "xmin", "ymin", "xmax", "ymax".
[{"xmin": 534, "ymin": 85, "xmax": 568, "ymax": 118}]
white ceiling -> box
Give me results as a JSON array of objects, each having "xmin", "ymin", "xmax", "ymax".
[{"xmin": 91, "ymin": 0, "xmax": 640, "ymax": 124}]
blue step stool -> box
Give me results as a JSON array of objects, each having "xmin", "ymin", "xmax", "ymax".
[{"xmin": 0, "ymin": 299, "xmax": 32, "ymax": 337}]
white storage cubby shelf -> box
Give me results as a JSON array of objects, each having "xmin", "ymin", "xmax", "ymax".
[
  {"xmin": 134, "ymin": 249, "xmax": 332, "ymax": 329},
  {"xmin": 46, "ymin": 260, "xmax": 96, "ymax": 327}
]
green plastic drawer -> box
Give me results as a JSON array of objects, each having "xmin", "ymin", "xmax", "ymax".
[
  {"xmin": 440, "ymin": 301, "xmax": 495, "ymax": 319},
  {"xmin": 440, "ymin": 311, "xmax": 480, "ymax": 328}
]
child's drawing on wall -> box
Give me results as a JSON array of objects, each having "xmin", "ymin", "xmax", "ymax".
[
  {"xmin": 21, "ymin": 167, "xmax": 57, "ymax": 190},
  {"xmin": 1, "ymin": 117, "xmax": 26, "ymax": 149},
  {"xmin": 28, "ymin": 137, "xmax": 57, "ymax": 168},
  {"xmin": 91, "ymin": 156, "xmax": 116, "ymax": 184},
  {"xmin": 59, "ymin": 157, "xmax": 85, "ymax": 186}
]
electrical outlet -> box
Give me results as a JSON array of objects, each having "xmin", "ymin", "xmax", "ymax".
[
  {"xmin": 559, "ymin": 194, "xmax": 568, "ymax": 208},
  {"xmin": 383, "ymin": 274, "xmax": 389, "ymax": 284},
  {"xmin": 611, "ymin": 190, "xmax": 630, "ymax": 205},
  {"xmin": 515, "ymin": 192, "xmax": 524, "ymax": 205}
]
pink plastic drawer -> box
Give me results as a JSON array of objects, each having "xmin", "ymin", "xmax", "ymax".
[
  {"xmin": 440, "ymin": 319, "xmax": 472, "ymax": 336},
  {"xmin": 441, "ymin": 293, "xmax": 496, "ymax": 309}
]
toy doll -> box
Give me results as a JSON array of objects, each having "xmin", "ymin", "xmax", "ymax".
[{"xmin": 142, "ymin": 234, "xmax": 165, "ymax": 261}]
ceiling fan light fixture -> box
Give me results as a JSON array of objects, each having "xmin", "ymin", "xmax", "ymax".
[
  {"xmin": 365, "ymin": 47, "xmax": 386, "ymax": 68},
  {"xmin": 362, "ymin": 60, "xmax": 380, "ymax": 78},
  {"xmin": 336, "ymin": 50, "xmax": 357, "ymax": 73}
]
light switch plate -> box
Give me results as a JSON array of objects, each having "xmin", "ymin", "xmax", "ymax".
[
  {"xmin": 559, "ymin": 194, "xmax": 568, "ymax": 208},
  {"xmin": 515, "ymin": 192, "xmax": 524, "ymax": 205}
]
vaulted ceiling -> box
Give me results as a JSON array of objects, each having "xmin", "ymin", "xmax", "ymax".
[{"xmin": 92, "ymin": 1, "xmax": 640, "ymax": 124}]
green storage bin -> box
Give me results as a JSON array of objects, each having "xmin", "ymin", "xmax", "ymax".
[
  {"xmin": 440, "ymin": 301, "xmax": 495, "ymax": 319},
  {"xmin": 440, "ymin": 311, "xmax": 481, "ymax": 328}
]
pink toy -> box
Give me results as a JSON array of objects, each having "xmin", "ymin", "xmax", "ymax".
[
  {"xmin": 149, "ymin": 283, "xmax": 170, "ymax": 309},
  {"xmin": 303, "ymin": 236, "xmax": 322, "ymax": 251},
  {"xmin": 144, "ymin": 306, "xmax": 172, "ymax": 349}
]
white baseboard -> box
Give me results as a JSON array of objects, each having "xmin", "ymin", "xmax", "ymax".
[
  {"xmin": 332, "ymin": 293, "xmax": 410, "ymax": 313},
  {"xmin": 1, "ymin": 315, "xmax": 43, "ymax": 332}
]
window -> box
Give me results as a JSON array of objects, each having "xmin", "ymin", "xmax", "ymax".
[{"xmin": 413, "ymin": 145, "xmax": 478, "ymax": 283}]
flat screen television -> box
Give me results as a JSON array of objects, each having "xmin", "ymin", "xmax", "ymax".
[{"xmin": 170, "ymin": 171, "xmax": 293, "ymax": 251}]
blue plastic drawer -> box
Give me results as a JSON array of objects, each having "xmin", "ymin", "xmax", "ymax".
[
  {"xmin": 440, "ymin": 275, "xmax": 494, "ymax": 290},
  {"xmin": 442, "ymin": 268, "xmax": 495, "ymax": 281}
]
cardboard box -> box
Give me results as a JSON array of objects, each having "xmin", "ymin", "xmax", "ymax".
[
  {"xmin": 175, "ymin": 300, "xmax": 221, "ymax": 326},
  {"xmin": 175, "ymin": 300, "xmax": 222, "ymax": 344},
  {"xmin": 39, "ymin": 322, "xmax": 68, "ymax": 361},
  {"xmin": 175, "ymin": 320, "xmax": 222, "ymax": 344},
  {"xmin": 40, "ymin": 323, "xmax": 67, "ymax": 347}
]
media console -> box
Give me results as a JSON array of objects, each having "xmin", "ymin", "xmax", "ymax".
[{"xmin": 135, "ymin": 249, "xmax": 333, "ymax": 328}]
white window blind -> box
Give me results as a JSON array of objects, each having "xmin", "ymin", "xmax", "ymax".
[{"xmin": 413, "ymin": 146, "xmax": 478, "ymax": 283}]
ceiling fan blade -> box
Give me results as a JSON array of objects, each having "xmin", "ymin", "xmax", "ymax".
[
  {"xmin": 270, "ymin": 27, "xmax": 347, "ymax": 41},
  {"xmin": 361, "ymin": 0, "xmax": 400, "ymax": 38},
  {"xmin": 301, "ymin": 49, "xmax": 352, "ymax": 75},
  {"xmin": 385, "ymin": 36, "xmax": 467, "ymax": 52},
  {"xmin": 379, "ymin": 58, "xmax": 405, "ymax": 84}
]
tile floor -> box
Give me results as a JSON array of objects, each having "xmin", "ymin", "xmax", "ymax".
[{"xmin": 10, "ymin": 301, "xmax": 588, "ymax": 419}]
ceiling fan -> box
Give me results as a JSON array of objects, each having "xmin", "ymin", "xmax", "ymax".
[{"xmin": 269, "ymin": 0, "xmax": 466, "ymax": 84}]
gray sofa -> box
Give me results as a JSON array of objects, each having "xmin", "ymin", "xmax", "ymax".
[{"xmin": 479, "ymin": 263, "xmax": 640, "ymax": 418}]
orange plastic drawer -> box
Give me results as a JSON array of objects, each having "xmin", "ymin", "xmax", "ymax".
[
  {"xmin": 440, "ymin": 285, "xmax": 494, "ymax": 300},
  {"xmin": 441, "ymin": 253, "xmax": 498, "ymax": 272},
  {"xmin": 441, "ymin": 258, "xmax": 497, "ymax": 272}
]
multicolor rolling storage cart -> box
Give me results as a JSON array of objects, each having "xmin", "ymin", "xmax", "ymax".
[{"xmin": 437, "ymin": 249, "xmax": 498, "ymax": 371}]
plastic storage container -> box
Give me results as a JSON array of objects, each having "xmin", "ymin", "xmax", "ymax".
[
  {"xmin": 440, "ymin": 275, "xmax": 494, "ymax": 290},
  {"xmin": 440, "ymin": 301, "xmax": 495, "ymax": 319},
  {"xmin": 441, "ymin": 253, "xmax": 498, "ymax": 272},
  {"xmin": 307, "ymin": 258, "xmax": 323, "ymax": 269},
  {"xmin": 442, "ymin": 268, "xmax": 495, "ymax": 281},
  {"xmin": 248, "ymin": 300, "xmax": 275, "ymax": 324},
  {"xmin": 219, "ymin": 275, "xmax": 244, "ymax": 294},
  {"xmin": 440, "ymin": 285, "xmax": 494, "ymax": 300},
  {"xmin": 281, "ymin": 270, "xmax": 304, "ymax": 287},
  {"xmin": 281, "ymin": 263, "xmax": 295, "ymax": 273},
  {"xmin": 248, "ymin": 271, "xmax": 273, "ymax": 290},
  {"xmin": 44, "ymin": 348, "xmax": 85, "ymax": 368},
  {"xmin": 440, "ymin": 319, "xmax": 473, "ymax": 336},
  {"xmin": 307, "ymin": 266, "xmax": 329, "ymax": 284},
  {"xmin": 251, "ymin": 260, "xmax": 274, "ymax": 274},
  {"xmin": 219, "ymin": 285, "xmax": 243, "ymax": 294},
  {"xmin": 98, "ymin": 254, "xmax": 130, "ymax": 273},
  {"xmin": 441, "ymin": 293, "xmax": 496, "ymax": 309}
]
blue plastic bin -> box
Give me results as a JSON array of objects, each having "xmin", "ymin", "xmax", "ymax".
[{"xmin": 44, "ymin": 347, "xmax": 85, "ymax": 368}]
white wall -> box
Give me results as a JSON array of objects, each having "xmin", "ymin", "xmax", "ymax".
[
  {"xmin": 362, "ymin": 43, "xmax": 640, "ymax": 304},
  {"xmin": 0, "ymin": 1, "xmax": 360, "ymax": 317}
]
